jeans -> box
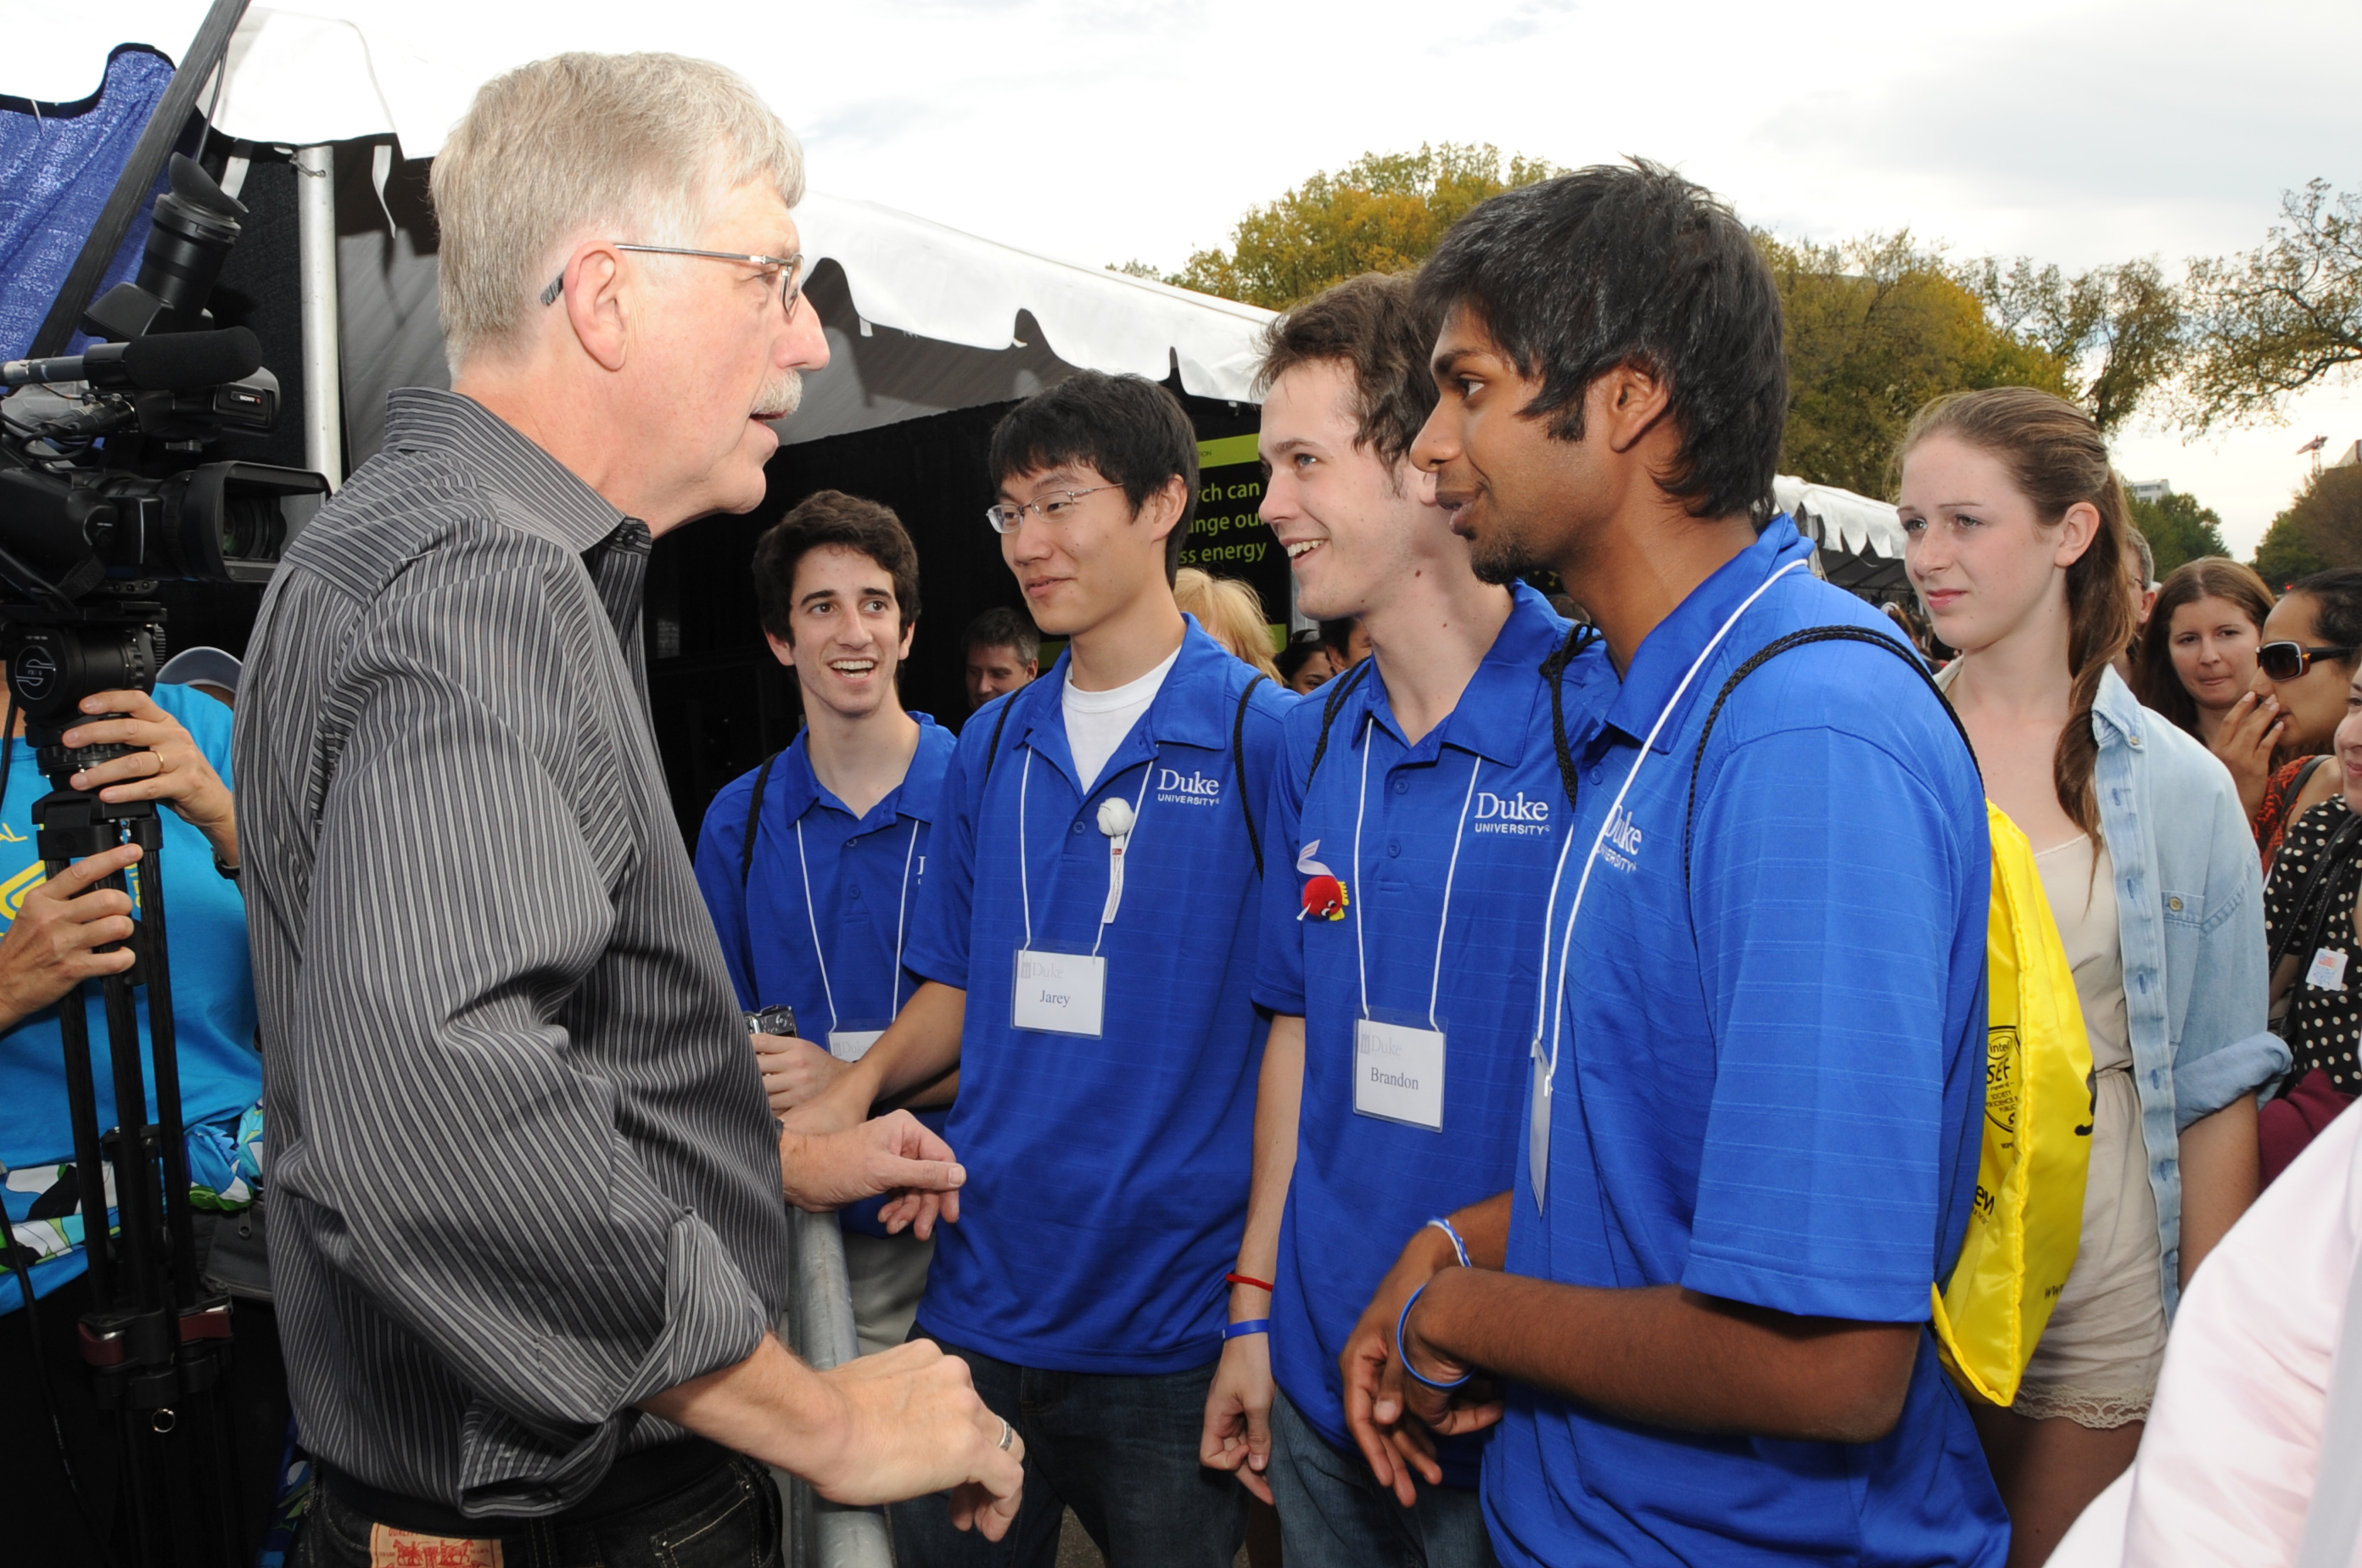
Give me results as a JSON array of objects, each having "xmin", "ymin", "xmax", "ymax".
[
  {"xmin": 291, "ymin": 1452, "xmax": 782, "ymax": 1568},
  {"xmin": 889, "ymin": 1333, "xmax": 1245, "ymax": 1568},
  {"xmin": 1268, "ymin": 1386, "xmax": 1497, "ymax": 1568}
]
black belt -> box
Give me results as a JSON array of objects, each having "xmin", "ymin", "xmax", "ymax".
[{"xmin": 318, "ymin": 1436, "xmax": 734, "ymax": 1539}]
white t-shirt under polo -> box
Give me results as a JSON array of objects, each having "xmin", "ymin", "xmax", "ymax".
[{"xmin": 1063, "ymin": 645, "xmax": 1179, "ymax": 788}]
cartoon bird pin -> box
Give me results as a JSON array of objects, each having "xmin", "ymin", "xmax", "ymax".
[{"xmin": 1296, "ymin": 839, "xmax": 1349, "ymax": 922}]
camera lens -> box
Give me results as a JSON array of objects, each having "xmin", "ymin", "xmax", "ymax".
[{"xmin": 217, "ymin": 493, "xmax": 286, "ymax": 564}]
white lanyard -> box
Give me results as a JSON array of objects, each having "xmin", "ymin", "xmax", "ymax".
[
  {"xmin": 1017, "ymin": 748, "xmax": 1154, "ymax": 960},
  {"xmin": 1350, "ymin": 714, "xmax": 1483, "ymax": 1030},
  {"xmin": 1529, "ymin": 560, "xmax": 1807, "ymax": 1195},
  {"xmin": 793, "ymin": 813, "xmax": 921, "ymax": 1036}
]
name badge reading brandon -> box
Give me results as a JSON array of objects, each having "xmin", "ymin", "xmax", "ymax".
[
  {"xmin": 1012, "ymin": 949, "xmax": 1107, "ymax": 1037},
  {"xmin": 1354, "ymin": 1018, "xmax": 1446, "ymax": 1130}
]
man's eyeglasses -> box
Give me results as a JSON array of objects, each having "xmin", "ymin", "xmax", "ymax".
[
  {"xmin": 985, "ymin": 485, "xmax": 1120, "ymax": 535},
  {"xmin": 2258, "ymin": 641, "xmax": 2360, "ymax": 680},
  {"xmin": 540, "ymin": 244, "xmax": 806, "ymax": 316}
]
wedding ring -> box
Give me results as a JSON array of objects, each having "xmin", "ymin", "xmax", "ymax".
[{"xmin": 996, "ymin": 1419, "xmax": 1015, "ymax": 1452}]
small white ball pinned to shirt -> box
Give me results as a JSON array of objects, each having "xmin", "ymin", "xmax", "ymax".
[{"xmin": 1098, "ymin": 798, "xmax": 1136, "ymax": 838}]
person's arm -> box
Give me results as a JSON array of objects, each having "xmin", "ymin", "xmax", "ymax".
[
  {"xmin": 1199, "ymin": 1012, "xmax": 1303, "ymax": 1502},
  {"xmin": 641, "ymin": 1333, "xmax": 1023, "ymax": 1537},
  {"xmin": 2170, "ymin": 760, "xmax": 2291, "ymax": 1284},
  {"xmin": 2180, "ymin": 1095, "xmax": 2260, "ymax": 1285}
]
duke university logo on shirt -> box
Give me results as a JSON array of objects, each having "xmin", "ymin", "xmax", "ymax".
[
  {"xmin": 1473, "ymin": 790, "xmax": 1552, "ymax": 837},
  {"xmin": 1155, "ymin": 767, "xmax": 1223, "ymax": 807},
  {"xmin": 1601, "ymin": 804, "xmax": 1645, "ymax": 872}
]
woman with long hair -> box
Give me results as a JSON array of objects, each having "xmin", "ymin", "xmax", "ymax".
[
  {"xmin": 1900, "ymin": 387, "xmax": 2283, "ymax": 1567},
  {"xmin": 2242, "ymin": 567, "xmax": 2362, "ymax": 867},
  {"xmin": 2130, "ymin": 557, "xmax": 2273, "ymax": 748}
]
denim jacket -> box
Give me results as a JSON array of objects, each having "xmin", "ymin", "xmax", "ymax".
[{"xmin": 2089, "ymin": 666, "xmax": 2289, "ymax": 1318}]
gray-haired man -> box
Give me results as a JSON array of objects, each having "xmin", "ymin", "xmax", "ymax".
[{"xmin": 237, "ymin": 53, "xmax": 1022, "ymax": 1565}]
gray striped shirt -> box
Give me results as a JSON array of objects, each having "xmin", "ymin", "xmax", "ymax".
[{"xmin": 235, "ymin": 389, "xmax": 790, "ymax": 1518}]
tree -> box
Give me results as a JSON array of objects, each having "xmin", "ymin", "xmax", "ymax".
[
  {"xmin": 1154, "ymin": 144, "xmax": 1559, "ymax": 310},
  {"xmin": 1760, "ymin": 232, "xmax": 2076, "ymax": 497},
  {"xmin": 1966, "ymin": 256, "xmax": 2184, "ymax": 434},
  {"xmin": 2184, "ymin": 180, "xmax": 2362, "ymax": 430},
  {"xmin": 2253, "ymin": 466, "xmax": 2362, "ymax": 588},
  {"xmin": 2128, "ymin": 490, "xmax": 2230, "ymax": 578}
]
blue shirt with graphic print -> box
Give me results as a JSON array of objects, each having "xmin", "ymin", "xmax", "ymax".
[{"xmin": 0, "ymin": 682, "xmax": 260, "ymax": 1311}]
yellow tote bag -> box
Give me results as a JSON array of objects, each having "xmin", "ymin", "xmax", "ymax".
[{"xmin": 1929, "ymin": 802, "xmax": 2096, "ymax": 1407}]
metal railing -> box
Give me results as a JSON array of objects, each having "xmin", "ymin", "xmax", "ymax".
[{"xmin": 781, "ymin": 1207, "xmax": 896, "ymax": 1568}]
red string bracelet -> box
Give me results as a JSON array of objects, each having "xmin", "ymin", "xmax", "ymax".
[{"xmin": 1225, "ymin": 1272, "xmax": 1275, "ymax": 1293}]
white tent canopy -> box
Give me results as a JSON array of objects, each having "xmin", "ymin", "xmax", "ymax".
[{"xmin": 4, "ymin": 0, "xmax": 1279, "ymax": 459}]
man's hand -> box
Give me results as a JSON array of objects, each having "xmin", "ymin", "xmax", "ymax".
[
  {"xmin": 781, "ymin": 1110, "xmax": 966, "ymax": 1236},
  {"xmin": 1199, "ymin": 1332, "xmax": 1277, "ymax": 1504},
  {"xmin": 806, "ymin": 1341, "xmax": 1026, "ymax": 1537},
  {"xmin": 2211, "ymin": 691, "xmax": 2284, "ymax": 820},
  {"xmin": 754, "ymin": 1032, "xmax": 848, "ymax": 1117},
  {"xmin": 0, "ymin": 843, "xmax": 143, "ymax": 1033},
  {"xmin": 641, "ymin": 1336, "xmax": 1025, "ymax": 1542},
  {"xmin": 1339, "ymin": 1226, "xmax": 1503, "ymax": 1507},
  {"xmin": 62, "ymin": 689, "xmax": 238, "ymax": 866}
]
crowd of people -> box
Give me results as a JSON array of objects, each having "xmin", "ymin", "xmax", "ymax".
[{"xmin": 4, "ymin": 44, "xmax": 2362, "ymax": 1568}]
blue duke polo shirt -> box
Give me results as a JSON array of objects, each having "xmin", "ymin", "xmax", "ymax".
[
  {"xmin": 692, "ymin": 713, "xmax": 955, "ymax": 1237},
  {"xmin": 1256, "ymin": 582, "xmax": 1600, "ymax": 1487},
  {"xmin": 1486, "ymin": 518, "xmax": 2007, "ymax": 1567},
  {"xmin": 904, "ymin": 619, "xmax": 1292, "ymax": 1373}
]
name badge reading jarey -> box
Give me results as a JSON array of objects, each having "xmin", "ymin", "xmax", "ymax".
[{"xmin": 1012, "ymin": 949, "xmax": 1107, "ymax": 1037}]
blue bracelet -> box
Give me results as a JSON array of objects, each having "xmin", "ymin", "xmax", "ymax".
[
  {"xmin": 1395, "ymin": 1283, "xmax": 1470, "ymax": 1391},
  {"xmin": 1425, "ymin": 1216, "xmax": 1471, "ymax": 1269},
  {"xmin": 1223, "ymin": 1319, "xmax": 1270, "ymax": 1340}
]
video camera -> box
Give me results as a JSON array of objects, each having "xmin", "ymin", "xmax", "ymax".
[
  {"xmin": 0, "ymin": 151, "xmax": 323, "ymax": 742},
  {"xmin": 0, "ymin": 132, "xmax": 326, "ymax": 1568}
]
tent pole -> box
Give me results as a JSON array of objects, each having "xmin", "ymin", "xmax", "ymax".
[{"xmin": 294, "ymin": 143, "xmax": 344, "ymax": 489}]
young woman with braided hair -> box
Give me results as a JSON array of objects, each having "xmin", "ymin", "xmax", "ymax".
[{"xmin": 1899, "ymin": 386, "xmax": 2286, "ymax": 1566}]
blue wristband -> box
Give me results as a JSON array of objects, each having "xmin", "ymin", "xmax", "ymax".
[
  {"xmin": 1425, "ymin": 1216, "xmax": 1471, "ymax": 1269},
  {"xmin": 1396, "ymin": 1282, "xmax": 1470, "ymax": 1391},
  {"xmin": 1223, "ymin": 1319, "xmax": 1270, "ymax": 1340}
]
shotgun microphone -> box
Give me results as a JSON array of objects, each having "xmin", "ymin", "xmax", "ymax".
[{"xmin": 2, "ymin": 327, "xmax": 262, "ymax": 392}]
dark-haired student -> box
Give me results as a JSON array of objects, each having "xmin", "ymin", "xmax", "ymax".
[
  {"xmin": 792, "ymin": 371, "xmax": 1292, "ymax": 1568},
  {"xmin": 2239, "ymin": 567, "xmax": 2362, "ymax": 866},
  {"xmin": 1195, "ymin": 272, "xmax": 1598, "ymax": 1568},
  {"xmin": 692, "ymin": 490, "xmax": 955, "ymax": 1358},
  {"xmin": 1341, "ymin": 161, "xmax": 2007, "ymax": 1567}
]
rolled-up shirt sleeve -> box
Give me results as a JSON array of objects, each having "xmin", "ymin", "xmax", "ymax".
[{"xmin": 271, "ymin": 571, "xmax": 770, "ymax": 1505}]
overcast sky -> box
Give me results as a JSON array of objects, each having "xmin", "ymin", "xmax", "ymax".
[{"xmin": 23, "ymin": 0, "xmax": 2362, "ymax": 553}]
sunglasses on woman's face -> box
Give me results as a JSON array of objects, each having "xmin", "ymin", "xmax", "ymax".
[{"xmin": 2258, "ymin": 641, "xmax": 2361, "ymax": 680}]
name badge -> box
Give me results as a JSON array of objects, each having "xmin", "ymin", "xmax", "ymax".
[
  {"xmin": 1529, "ymin": 1046, "xmax": 1552, "ymax": 1210},
  {"xmin": 1354, "ymin": 1017, "xmax": 1446, "ymax": 1130},
  {"xmin": 1012, "ymin": 949, "xmax": 1107, "ymax": 1036},
  {"xmin": 829, "ymin": 1025, "xmax": 888, "ymax": 1061},
  {"xmin": 2308, "ymin": 946, "xmax": 2349, "ymax": 992}
]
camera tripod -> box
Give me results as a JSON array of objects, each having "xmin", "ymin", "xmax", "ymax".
[{"xmin": 5, "ymin": 604, "xmax": 244, "ymax": 1568}]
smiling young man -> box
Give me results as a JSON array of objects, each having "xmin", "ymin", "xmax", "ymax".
[
  {"xmin": 693, "ymin": 490, "xmax": 957, "ymax": 1359},
  {"xmin": 791, "ymin": 370, "xmax": 1293, "ymax": 1566},
  {"xmin": 1335, "ymin": 163, "xmax": 2005, "ymax": 1566},
  {"xmin": 1194, "ymin": 274, "xmax": 1595, "ymax": 1568}
]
